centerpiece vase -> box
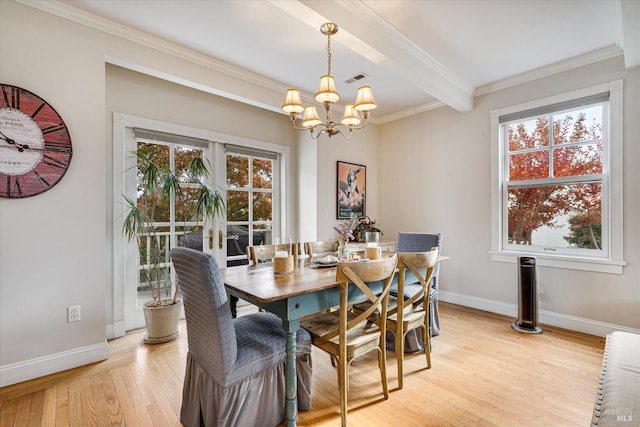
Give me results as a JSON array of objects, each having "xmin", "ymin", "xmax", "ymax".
[{"xmin": 338, "ymin": 241, "xmax": 349, "ymax": 260}]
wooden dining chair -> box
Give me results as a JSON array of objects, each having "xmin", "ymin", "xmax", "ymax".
[
  {"xmin": 395, "ymin": 232, "xmax": 443, "ymax": 340},
  {"xmin": 300, "ymin": 254, "xmax": 398, "ymax": 427},
  {"xmin": 304, "ymin": 239, "xmax": 340, "ymax": 263},
  {"xmin": 388, "ymin": 247, "xmax": 439, "ymax": 389},
  {"xmin": 247, "ymin": 243, "xmax": 300, "ymax": 265}
]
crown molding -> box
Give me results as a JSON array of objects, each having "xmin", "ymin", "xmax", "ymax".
[
  {"xmin": 475, "ymin": 46, "xmax": 623, "ymax": 97},
  {"xmin": 17, "ymin": 0, "xmax": 291, "ymax": 96},
  {"xmin": 376, "ymin": 100, "xmax": 445, "ymax": 124}
]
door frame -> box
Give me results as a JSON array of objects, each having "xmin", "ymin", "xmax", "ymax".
[{"xmin": 111, "ymin": 113, "xmax": 291, "ymax": 337}]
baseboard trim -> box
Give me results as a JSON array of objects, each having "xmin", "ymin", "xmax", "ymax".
[
  {"xmin": 439, "ymin": 290, "xmax": 640, "ymax": 337},
  {"xmin": 0, "ymin": 342, "xmax": 108, "ymax": 387}
]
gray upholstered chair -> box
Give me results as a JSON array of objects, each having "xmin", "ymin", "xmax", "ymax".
[
  {"xmin": 170, "ymin": 247, "xmax": 313, "ymax": 427},
  {"xmin": 393, "ymin": 232, "xmax": 443, "ymax": 351}
]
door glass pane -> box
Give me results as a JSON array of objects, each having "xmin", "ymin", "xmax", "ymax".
[
  {"xmin": 253, "ymin": 192, "xmax": 272, "ymax": 221},
  {"xmin": 134, "ymin": 141, "xmax": 209, "ymax": 308},
  {"xmin": 227, "ymin": 190, "xmax": 249, "ymax": 221},
  {"xmin": 225, "ymin": 151, "xmax": 276, "ymax": 266},
  {"xmin": 253, "ymin": 158, "xmax": 273, "ymax": 189},
  {"xmin": 227, "ymin": 154, "xmax": 249, "ymax": 187}
]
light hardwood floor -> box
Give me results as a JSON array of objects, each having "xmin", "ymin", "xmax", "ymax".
[{"xmin": 0, "ymin": 302, "xmax": 605, "ymax": 426}]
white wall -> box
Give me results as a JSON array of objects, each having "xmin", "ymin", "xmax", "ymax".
[{"xmin": 378, "ymin": 57, "xmax": 640, "ymax": 334}]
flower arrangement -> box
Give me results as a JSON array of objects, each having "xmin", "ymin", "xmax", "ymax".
[{"xmin": 334, "ymin": 215, "xmax": 359, "ymax": 245}]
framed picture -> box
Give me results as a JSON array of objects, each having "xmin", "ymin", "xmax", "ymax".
[{"xmin": 337, "ymin": 161, "xmax": 366, "ymax": 219}]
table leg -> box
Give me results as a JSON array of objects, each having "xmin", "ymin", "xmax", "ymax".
[{"xmin": 283, "ymin": 319, "xmax": 300, "ymax": 427}]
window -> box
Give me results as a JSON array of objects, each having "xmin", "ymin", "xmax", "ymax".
[{"xmin": 490, "ymin": 81, "xmax": 624, "ymax": 273}]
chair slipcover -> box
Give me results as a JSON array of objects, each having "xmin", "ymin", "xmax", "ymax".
[
  {"xmin": 170, "ymin": 247, "xmax": 313, "ymax": 427},
  {"xmin": 390, "ymin": 232, "xmax": 442, "ymax": 352}
]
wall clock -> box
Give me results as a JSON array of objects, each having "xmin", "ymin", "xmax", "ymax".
[{"xmin": 0, "ymin": 84, "xmax": 72, "ymax": 198}]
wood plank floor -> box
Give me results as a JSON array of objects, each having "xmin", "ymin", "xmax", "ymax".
[{"xmin": 0, "ymin": 302, "xmax": 605, "ymax": 426}]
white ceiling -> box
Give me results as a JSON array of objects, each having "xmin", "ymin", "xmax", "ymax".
[{"xmin": 45, "ymin": 0, "xmax": 640, "ymax": 123}]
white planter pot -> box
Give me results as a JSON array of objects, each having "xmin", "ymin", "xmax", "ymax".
[{"xmin": 142, "ymin": 299, "xmax": 182, "ymax": 344}]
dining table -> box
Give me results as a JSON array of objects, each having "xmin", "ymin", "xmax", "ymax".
[{"xmin": 219, "ymin": 255, "xmax": 449, "ymax": 427}]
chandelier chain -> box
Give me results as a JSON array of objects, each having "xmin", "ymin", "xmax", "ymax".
[{"xmin": 327, "ymin": 32, "xmax": 332, "ymax": 75}]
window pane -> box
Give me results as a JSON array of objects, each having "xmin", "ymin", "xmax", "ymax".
[
  {"xmin": 253, "ymin": 223, "xmax": 273, "ymax": 245},
  {"xmin": 552, "ymin": 105, "xmax": 602, "ymax": 145},
  {"xmin": 507, "ymin": 117, "xmax": 548, "ymax": 152},
  {"xmin": 253, "ymin": 158, "xmax": 273, "ymax": 189},
  {"xmin": 553, "ymin": 143, "xmax": 602, "ymax": 177},
  {"xmin": 227, "ymin": 224, "xmax": 248, "ymax": 258},
  {"xmin": 226, "ymin": 154, "xmax": 249, "ymax": 188},
  {"xmin": 507, "ymin": 183, "xmax": 601, "ymax": 249},
  {"xmin": 253, "ymin": 192, "xmax": 273, "ymax": 221},
  {"xmin": 176, "ymin": 186, "xmax": 202, "ymax": 223},
  {"xmin": 509, "ymin": 151, "xmax": 549, "ymax": 180},
  {"xmin": 175, "ymin": 147, "xmax": 202, "ymax": 183},
  {"xmin": 227, "ymin": 190, "xmax": 248, "ymax": 221}
]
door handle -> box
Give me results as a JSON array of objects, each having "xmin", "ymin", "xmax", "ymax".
[
  {"xmin": 219, "ymin": 229, "xmax": 224, "ymax": 249},
  {"xmin": 208, "ymin": 229, "xmax": 214, "ymax": 250}
]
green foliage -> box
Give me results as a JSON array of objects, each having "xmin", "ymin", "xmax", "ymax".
[{"xmin": 564, "ymin": 212, "xmax": 602, "ymax": 249}]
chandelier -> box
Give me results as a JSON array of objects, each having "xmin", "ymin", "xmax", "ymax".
[{"xmin": 281, "ymin": 22, "xmax": 377, "ymax": 140}]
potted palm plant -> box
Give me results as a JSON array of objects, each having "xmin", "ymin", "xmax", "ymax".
[{"xmin": 122, "ymin": 145, "xmax": 224, "ymax": 343}]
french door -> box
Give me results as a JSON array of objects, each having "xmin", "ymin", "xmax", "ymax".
[{"xmin": 123, "ymin": 138, "xmax": 281, "ymax": 330}]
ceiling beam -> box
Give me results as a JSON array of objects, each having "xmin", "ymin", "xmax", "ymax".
[{"xmin": 295, "ymin": 0, "xmax": 475, "ymax": 112}]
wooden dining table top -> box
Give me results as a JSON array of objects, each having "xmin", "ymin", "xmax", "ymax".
[
  {"xmin": 220, "ymin": 255, "xmax": 450, "ymax": 305},
  {"xmin": 220, "ymin": 259, "xmax": 341, "ymax": 303}
]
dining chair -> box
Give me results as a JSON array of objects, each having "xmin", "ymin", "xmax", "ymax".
[
  {"xmin": 248, "ymin": 243, "xmax": 300, "ymax": 265},
  {"xmin": 170, "ymin": 247, "xmax": 313, "ymax": 427},
  {"xmin": 395, "ymin": 232, "xmax": 443, "ymax": 347},
  {"xmin": 300, "ymin": 254, "xmax": 398, "ymax": 427},
  {"xmin": 304, "ymin": 239, "xmax": 340, "ymax": 263},
  {"xmin": 388, "ymin": 248, "xmax": 439, "ymax": 389}
]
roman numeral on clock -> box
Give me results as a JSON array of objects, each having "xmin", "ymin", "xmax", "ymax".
[
  {"xmin": 42, "ymin": 155, "xmax": 68, "ymax": 170},
  {"xmin": 41, "ymin": 124, "xmax": 66, "ymax": 135},
  {"xmin": 6, "ymin": 175, "xmax": 22, "ymax": 197},
  {"xmin": 34, "ymin": 170, "xmax": 51, "ymax": 188},
  {"xmin": 1, "ymin": 86, "xmax": 20, "ymax": 109}
]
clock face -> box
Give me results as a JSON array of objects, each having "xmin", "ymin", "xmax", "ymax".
[{"xmin": 0, "ymin": 84, "xmax": 73, "ymax": 198}]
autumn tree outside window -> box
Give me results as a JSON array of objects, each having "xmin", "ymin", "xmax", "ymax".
[{"xmin": 490, "ymin": 81, "xmax": 625, "ymax": 274}]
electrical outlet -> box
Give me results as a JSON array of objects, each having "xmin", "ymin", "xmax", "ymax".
[{"xmin": 67, "ymin": 305, "xmax": 81, "ymax": 322}]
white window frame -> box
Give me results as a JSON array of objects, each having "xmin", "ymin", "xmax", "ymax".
[{"xmin": 490, "ymin": 80, "xmax": 625, "ymax": 274}]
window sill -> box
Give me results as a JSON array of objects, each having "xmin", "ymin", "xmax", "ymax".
[{"xmin": 489, "ymin": 250, "xmax": 626, "ymax": 274}]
